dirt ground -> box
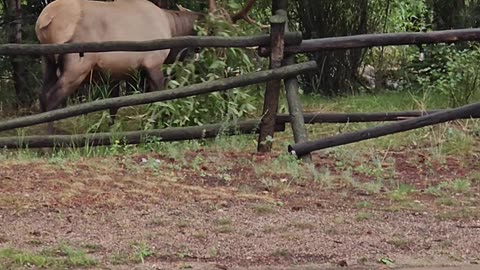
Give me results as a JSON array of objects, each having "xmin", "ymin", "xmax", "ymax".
[{"xmin": 0, "ymin": 148, "xmax": 479, "ymax": 269}]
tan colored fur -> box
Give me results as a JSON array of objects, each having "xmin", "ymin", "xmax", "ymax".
[{"xmin": 35, "ymin": 0, "xmax": 200, "ymax": 115}]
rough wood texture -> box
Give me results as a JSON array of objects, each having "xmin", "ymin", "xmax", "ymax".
[
  {"xmin": 257, "ymin": 7, "xmax": 288, "ymax": 153},
  {"xmin": 276, "ymin": 110, "xmax": 480, "ymax": 123},
  {"xmin": 258, "ymin": 28, "xmax": 480, "ymax": 56},
  {"xmin": 0, "ymin": 32, "xmax": 303, "ymax": 56},
  {"xmin": 288, "ymin": 102, "xmax": 480, "ymax": 157},
  {"xmin": 0, "ymin": 61, "xmax": 317, "ymax": 133},
  {"xmin": 0, "ymin": 120, "xmax": 285, "ymax": 149},
  {"xmin": 282, "ymin": 54, "xmax": 311, "ymax": 162}
]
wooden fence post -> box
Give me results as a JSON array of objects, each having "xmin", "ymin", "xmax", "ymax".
[
  {"xmin": 257, "ymin": 0, "xmax": 288, "ymax": 152},
  {"xmin": 279, "ymin": 8, "xmax": 312, "ymax": 162},
  {"xmin": 283, "ymin": 54, "xmax": 312, "ymax": 162}
]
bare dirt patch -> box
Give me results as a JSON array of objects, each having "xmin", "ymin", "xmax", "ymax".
[{"xmin": 0, "ymin": 148, "xmax": 479, "ymax": 269}]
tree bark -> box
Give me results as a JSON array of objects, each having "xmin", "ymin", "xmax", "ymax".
[
  {"xmin": 257, "ymin": 4, "xmax": 287, "ymax": 153},
  {"xmin": 6, "ymin": 0, "xmax": 27, "ymax": 106}
]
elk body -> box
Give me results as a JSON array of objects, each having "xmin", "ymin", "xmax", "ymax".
[
  {"xmin": 35, "ymin": 0, "xmax": 260, "ymax": 133},
  {"xmin": 35, "ymin": 0, "xmax": 201, "ymax": 132}
]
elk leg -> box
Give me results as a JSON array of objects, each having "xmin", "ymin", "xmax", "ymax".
[
  {"xmin": 109, "ymin": 82, "xmax": 121, "ymax": 125},
  {"xmin": 39, "ymin": 56, "xmax": 59, "ymax": 112},
  {"xmin": 145, "ymin": 67, "xmax": 166, "ymax": 92},
  {"xmin": 43, "ymin": 56, "xmax": 92, "ymax": 134}
]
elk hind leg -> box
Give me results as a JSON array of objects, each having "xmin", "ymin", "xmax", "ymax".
[
  {"xmin": 43, "ymin": 57, "xmax": 92, "ymax": 134},
  {"xmin": 109, "ymin": 82, "xmax": 121, "ymax": 125}
]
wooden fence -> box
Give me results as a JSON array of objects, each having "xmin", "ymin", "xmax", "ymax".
[{"xmin": 0, "ymin": 0, "xmax": 480, "ymax": 159}]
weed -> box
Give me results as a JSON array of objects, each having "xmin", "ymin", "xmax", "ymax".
[
  {"xmin": 192, "ymin": 231, "xmax": 208, "ymax": 240},
  {"xmin": 263, "ymin": 176, "xmax": 290, "ymax": 191},
  {"xmin": 216, "ymin": 225, "xmax": 234, "ymax": 234},
  {"xmin": 131, "ymin": 242, "xmax": 154, "ymax": 264},
  {"xmin": 26, "ymin": 239, "xmax": 43, "ymax": 246},
  {"xmin": 437, "ymin": 207, "xmax": 480, "ymax": 221},
  {"xmin": 207, "ymin": 246, "xmax": 219, "ymax": 258},
  {"xmin": 0, "ymin": 244, "xmax": 96, "ymax": 269},
  {"xmin": 110, "ymin": 251, "xmax": 130, "ymax": 265},
  {"xmin": 215, "ymin": 217, "xmax": 234, "ymax": 234},
  {"xmin": 37, "ymin": 243, "xmax": 96, "ymax": 267},
  {"xmin": 425, "ymin": 182, "xmax": 449, "ymax": 197},
  {"xmin": 81, "ymin": 243, "xmax": 104, "ymax": 253},
  {"xmin": 384, "ymin": 201, "xmax": 425, "ymax": 212},
  {"xmin": 0, "ymin": 248, "xmax": 54, "ymax": 268},
  {"xmin": 215, "ymin": 217, "xmax": 232, "ymax": 226},
  {"xmin": 355, "ymin": 201, "xmax": 372, "ymax": 209},
  {"xmin": 435, "ymin": 197, "xmax": 456, "ymax": 206},
  {"xmin": 177, "ymin": 220, "xmax": 190, "ymax": 229},
  {"xmin": 449, "ymin": 179, "xmax": 472, "ymax": 194},
  {"xmin": 251, "ymin": 203, "xmax": 275, "ymax": 215},
  {"xmin": 355, "ymin": 212, "xmax": 373, "ymax": 221},
  {"xmin": 427, "ymin": 179, "xmax": 472, "ymax": 197},
  {"xmin": 388, "ymin": 184, "xmax": 416, "ymax": 201},
  {"xmin": 387, "ymin": 236, "xmax": 411, "ymax": 250},
  {"xmin": 271, "ymin": 249, "xmax": 291, "ymax": 257},
  {"xmin": 56, "ymin": 244, "xmax": 97, "ymax": 267},
  {"xmin": 190, "ymin": 155, "xmax": 205, "ymax": 171},
  {"xmin": 255, "ymin": 153, "xmax": 304, "ymax": 180},
  {"xmin": 355, "ymin": 181, "xmax": 384, "ymax": 195},
  {"xmin": 312, "ymin": 167, "xmax": 336, "ymax": 187}
]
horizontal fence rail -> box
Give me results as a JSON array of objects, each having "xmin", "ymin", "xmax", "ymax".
[
  {"xmin": 288, "ymin": 101, "xmax": 480, "ymax": 157},
  {"xmin": 276, "ymin": 110, "xmax": 480, "ymax": 124},
  {"xmin": 0, "ymin": 32, "xmax": 303, "ymax": 56},
  {"xmin": 0, "ymin": 61, "xmax": 317, "ymax": 133},
  {"xmin": 259, "ymin": 28, "xmax": 480, "ymax": 56},
  {"xmin": 0, "ymin": 120, "xmax": 286, "ymax": 149}
]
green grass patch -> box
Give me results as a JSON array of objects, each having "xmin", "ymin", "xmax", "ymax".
[
  {"xmin": 0, "ymin": 244, "xmax": 97, "ymax": 269},
  {"xmin": 251, "ymin": 203, "xmax": 276, "ymax": 216},
  {"xmin": 388, "ymin": 184, "xmax": 416, "ymax": 202},
  {"xmin": 0, "ymin": 248, "xmax": 55, "ymax": 268}
]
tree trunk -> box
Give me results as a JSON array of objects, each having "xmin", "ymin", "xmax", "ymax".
[
  {"xmin": 294, "ymin": 0, "xmax": 370, "ymax": 96},
  {"xmin": 6, "ymin": 0, "xmax": 27, "ymax": 106},
  {"xmin": 429, "ymin": 0, "xmax": 466, "ymax": 30}
]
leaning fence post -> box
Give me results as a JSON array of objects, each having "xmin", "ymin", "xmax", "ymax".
[
  {"xmin": 257, "ymin": 0, "xmax": 288, "ymax": 153},
  {"xmin": 283, "ymin": 54, "xmax": 312, "ymax": 162},
  {"xmin": 279, "ymin": 9, "xmax": 312, "ymax": 162}
]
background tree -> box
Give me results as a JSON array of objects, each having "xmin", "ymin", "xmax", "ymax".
[
  {"xmin": 291, "ymin": 0, "xmax": 369, "ymax": 96},
  {"xmin": 5, "ymin": 0, "xmax": 27, "ymax": 106}
]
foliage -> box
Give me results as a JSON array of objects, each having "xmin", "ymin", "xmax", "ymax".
[
  {"xmin": 363, "ymin": 0, "xmax": 480, "ymax": 106},
  {"xmin": 139, "ymin": 8, "xmax": 267, "ymax": 130},
  {"xmin": 2, "ymin": 0, "xmax": 480, "ymax": 114},
  {"xmin": 404, "ymin": 43, "xmax": 480, "ymax": 107}
]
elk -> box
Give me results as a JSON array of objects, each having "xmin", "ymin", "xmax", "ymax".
[{"xmin": 35, "ymin": 0, "xmax": 259, "ymax": 133}]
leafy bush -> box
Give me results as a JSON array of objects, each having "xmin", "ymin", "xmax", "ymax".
[
  {"xmin": 140, "ymin": 13, "xmax": 268, "ymax": 130},
  {"xmin": 404, "ymin": 43, "xmax": 480, "ymax": 107}
]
